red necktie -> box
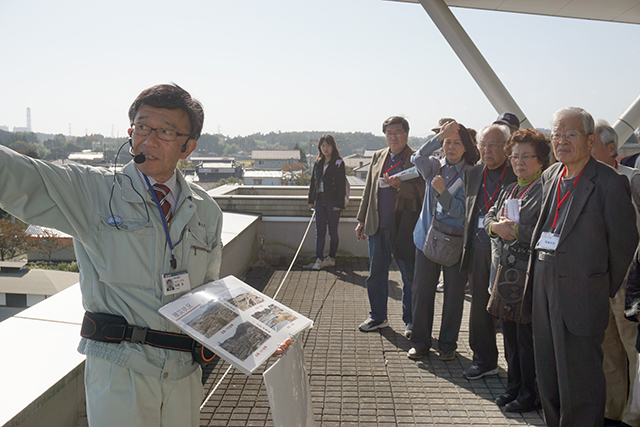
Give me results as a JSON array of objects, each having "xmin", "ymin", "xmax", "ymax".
[{"xmin": 153, "ymin": 183, "xmax": 172, "ymax": 223}]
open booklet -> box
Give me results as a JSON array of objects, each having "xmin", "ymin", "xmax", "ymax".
[{"xmin": 159, "ymin": 275, "xmax": 314, "ymax": 375}]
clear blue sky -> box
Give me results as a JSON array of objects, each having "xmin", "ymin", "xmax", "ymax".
[{"xmin": 1, "ymin": 0, "xmax": 639, "ymax": 139}]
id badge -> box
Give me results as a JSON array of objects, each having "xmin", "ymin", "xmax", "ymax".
[
  {"xmin": 535, "ymin": 232, "xmax": 560, "ymax": 251},
  {"xmin": 477, "ymin": 215, "xmax": 484, "ymax": 228},
  {"xmin": 162, "ymin": 270, "xmax": 191, "ymax": 296},
  {"xmin": 436, "ymin": 202, "xmax": 443, "ymax": 214}
]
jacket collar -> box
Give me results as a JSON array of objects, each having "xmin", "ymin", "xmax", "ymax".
[{"xmin": 121, "ymin": 162, "xmax": 202, "ymax": 205}]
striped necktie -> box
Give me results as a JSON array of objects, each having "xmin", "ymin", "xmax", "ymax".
[{"xmin": 152, "ymin": 183, "xmax": 172, "ymax": 223}]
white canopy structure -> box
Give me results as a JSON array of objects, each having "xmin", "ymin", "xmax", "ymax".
[{"xmin": 386, "ymin": 0, "xmax": 640, "ymax": 145}]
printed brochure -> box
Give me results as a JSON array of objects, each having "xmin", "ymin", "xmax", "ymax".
[{"xmin": 159, "ymin": 275, "xmax": 314, "ymax": 375}]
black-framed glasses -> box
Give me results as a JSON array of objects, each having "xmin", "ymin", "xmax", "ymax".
[{"xmin": 131, "ymin": 122, "xmax": 189, "ymax": 142}]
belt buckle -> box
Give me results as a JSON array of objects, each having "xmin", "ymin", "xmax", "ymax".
[{"xmin": 130, "ymin": 326, "xmax": 148, "ymax": 344}]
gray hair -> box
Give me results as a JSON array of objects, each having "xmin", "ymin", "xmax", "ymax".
[
  {"xmin": 594, "ymin": 119, "xmax": 618, "ymax": 156},
  {"xmin": 477, "ymin": 124, "xmax": 510, "ymax": 145},
  {"xmin": 551, "ymin": 107, "xmax": 595, "ymax": 135}
]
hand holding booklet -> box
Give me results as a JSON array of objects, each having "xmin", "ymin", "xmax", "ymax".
[
  {"xmin": 379, "ymin": 166, "xmax": 419, "ymax": 188},
  {"xmin": 159, "ymin": 275, "xmax": 313, "ymax": 375}
]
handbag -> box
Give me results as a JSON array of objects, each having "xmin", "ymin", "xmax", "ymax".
[
  {"xmin": 486, "ymin": 242, "xmax": 532, "ymax": 323},
  {"xmin": 422, "ymin": 217, "xmax": 464, "ymax": 267}
]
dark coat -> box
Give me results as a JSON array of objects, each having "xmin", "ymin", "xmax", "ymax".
[
  {"xmin": 460, "ymin": 162, "xmax": 517, "ymax": 272},
  {"xmin": 308, "ymin": 157, "xmax": 347, "ymax": 209},
  {"xmin": 528, "ymin": 157, "xmax": 638, "ymax": 337}
]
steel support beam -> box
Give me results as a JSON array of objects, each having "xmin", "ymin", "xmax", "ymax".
[
  {"xmin": 613, "ymin": 94, "xmax": 640, "ymax": 149},
  {"xmin": 418, "ymin": 0, "xmax": 533, "ymax": 129}
]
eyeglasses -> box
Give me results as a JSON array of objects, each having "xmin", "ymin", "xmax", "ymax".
[
  {"xmin": 509, "ymin": 154, "xmax": 536, "ymax": 162},
  {"xmin": 550, "ymin": 130, "xmax": 588, "ymax": 143},
  {"xmin": 131, "ymin": 123, "xmax": 190, "ymax": 142},
  {"xmin": 386, "ymin": 130, "xmax": 406, "ymax": 137},
  {"xmin": 477, "ymin": 142, "xmax": 503, "ymax": 150}
]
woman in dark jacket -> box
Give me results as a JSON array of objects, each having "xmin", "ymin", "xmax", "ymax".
[
  {"xmin": 484, "ymin": 128, "xmax": 551, "ymax": 413},
  {"xmin": 308, "ymin": 135, "xmax": 346, "ymax": 270}
]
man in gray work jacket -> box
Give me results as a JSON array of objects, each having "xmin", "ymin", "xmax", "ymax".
[{"xmin": 0, "ymin": 84, "xmax": 222, "ymax": 426}]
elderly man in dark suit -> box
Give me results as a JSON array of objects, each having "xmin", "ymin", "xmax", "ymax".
[
  {"xmin": 529, "ymin": 107, "xmax": 638, "ymax": 426},
  {"xmin": 461, "ymin": 124, "xmax": 517, "ymax": 380},
  {"xmin": 356, "ymin": 116, "xmax": 425, "ymax": 336}
]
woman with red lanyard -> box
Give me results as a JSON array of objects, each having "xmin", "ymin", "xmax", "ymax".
[
  {"xmin": 407, "ymin": 119, "xmax": 479, "ymax": 361},
  {"xmin": 308, "ymin": 135, "xmax": 346, "ymax": 270},
  {"xmin": 484, "ymin": 129, "xmax": 551, "ymax": 413}
]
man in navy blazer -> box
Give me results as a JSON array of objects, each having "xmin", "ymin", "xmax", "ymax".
[{"xmin": 528, "ymin": 107, "xmax": 638, "ymax": 426}]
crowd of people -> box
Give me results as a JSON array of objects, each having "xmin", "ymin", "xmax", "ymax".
[{"xmin": 349, "ymin": 109, "xmax": 640, "ymax": 427}]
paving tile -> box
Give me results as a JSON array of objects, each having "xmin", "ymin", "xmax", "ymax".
[{"xmin": 199, "ymin": 260, "xmax": 546, "ymax": 426}]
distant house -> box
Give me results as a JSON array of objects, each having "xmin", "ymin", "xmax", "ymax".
[
  {"xmin": 243, "ymin": 170, "xmax": 283, "ymax": 186},
  {"xmin": 352, "ymin": 163, "xmax": 370, "ymax": 180},
  {"xmin": 67, "ymin": 150, "xmax": 105, "ymax": 165},
  {"xmin": 24, "ymin": 225, "xmax": 75, "ymax": 262},
  {"xmin": 0, "ymin": 261, "xmax": 78, "ymax": 321},
  {"xmin": 191, "ymin": 157, "xmax": 243, "ymax": 182},
  {"xmin": 252, "ymin": 150, "xmax": 301, "ymax": 170},
  {"xmin": 343, "ymin": 153, "xmax": 372, "ymax": 170}
]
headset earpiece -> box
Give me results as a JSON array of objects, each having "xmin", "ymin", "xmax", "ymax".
[{"xmin": 181, "ymin": 142, "xmax": 187, "ymax": 153}]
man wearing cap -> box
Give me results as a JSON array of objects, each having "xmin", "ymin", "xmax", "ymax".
[
  {"xmin": 494, "ymin": 112, "xmax": 520, "ymax": 135},
  {"xmin": 461, "ymin": 123, "xmax": 517, "ymax": 380},
  {"xmin": 529, "ymin": 107, "xmax": 637, "ymax": 426},
  {"xmin": 356, "ymin": 116, "xmax": 425, "ymax": 337},
  {"xmin": 590, "ymin": 119, "xmax": 640, "ymax": 427},
  {"xmin": 0, "ymin": 84, "xmax": 223, "ymax": 426}
]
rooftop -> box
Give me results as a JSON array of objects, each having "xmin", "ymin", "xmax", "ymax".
[
  {"xmin": 251, "ymin": 150, "xmax": 301, "ymax": 160},
  {"xmin": 199, "ymin": 260, "xmax": 545, "ymax": 426}
]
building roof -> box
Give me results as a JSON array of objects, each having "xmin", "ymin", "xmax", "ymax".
[
  {"xmin": 244, "ymin": 170, "xmax": 283, "ymax": 178},
  {"xmin": 199, "ymin": 162, "xmax": 236, "ymax": 169},
  {"xmin": 346, "ymin": 176, "xmax": 366, "ymax": 186},
  {"xmin": 251, "ymin": 150, "xmax": 301, "ymax": 160},
  {"xmin": 0, "ymin": 269, "xmax": 79, "ymax": 296},
  {"xmin": 24, "ymin": 225, "xmax": 72, "ymax": 239},
  {"xmin": 67, "ymin": 151, "xmax": 104, "ymax": 162},
  {"xmin": 363, "ymin": 150, "xmax": 379, "ymax": 157}
]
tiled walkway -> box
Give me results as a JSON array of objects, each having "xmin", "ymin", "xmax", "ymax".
[{"xmin": 200, "ymin": 258, "xmax": 546, "ymax": 426}]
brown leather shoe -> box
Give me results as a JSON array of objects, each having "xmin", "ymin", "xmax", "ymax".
[{"xmin": 438, "ymin": 350, "xmax": 455, "ymax": 361}]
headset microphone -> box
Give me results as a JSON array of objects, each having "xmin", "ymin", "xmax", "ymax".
[{"xmin": 134, "ymin": 153, "xmax": 146, "ymax": 164}]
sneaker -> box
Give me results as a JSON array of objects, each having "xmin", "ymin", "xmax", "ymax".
[
  {"xmin": 312, "ymin": 258, "xmax": 324, "ymax": 270},
  {"xmin": 463, "ymin": 365, "xmax": 499, "ymax": 380},
  {"xmin": 436, "ymin": 281, "xmax": 444, "ymax": 293},
  {"xmin": 358, "ymin": 317, "xmax": 389, "ymax": 332},
  {"xmin": 323, "ymin": 257, "xmax": 335, "ymax": 267},
  {"xmin": 438, "ymin": 350, "xmax": 455, "ymax": 361}
]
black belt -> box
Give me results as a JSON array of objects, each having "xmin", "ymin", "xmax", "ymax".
[
  {"xmin": 80, "ymin": 311, "xmax": 215, "ymax": 366},
  {"xmin": 537, "ymin": 250, "xmax": 555, "ymax": 262}
]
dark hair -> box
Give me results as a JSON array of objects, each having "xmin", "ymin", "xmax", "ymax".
[
  {"xmin": 505, "ymin": 128, "xmax": 551, "ymax": 169},
  {"xmin": 128, "ymin": 83, "xmax": 204, "ymax": 140},
  {"xmin": 382, "ymin": 116, "xmax": 409, "ymax": 134},
  {"xmin": 457, "ymin": 124, "xmax": 480, "ymax": 165},
  {"xmin": 317, "ymin": 134, "xmax": 342, "ymax": 162}
]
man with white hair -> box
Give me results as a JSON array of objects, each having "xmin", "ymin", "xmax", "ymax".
[
  {"xmin": 528, "ymin": 108, "xmax": 638, "ymax": 426},
  {"xmin": 591, "ymin": 120, "xmax": 640, "ymax": 427},
  {"xmin": 460, "ymin": 124, "xmax": 516, "ymax": 380}
]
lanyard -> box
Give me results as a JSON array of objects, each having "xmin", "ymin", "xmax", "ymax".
[
  {"xmin": 552, "ymin": 167, "xmax": 584, "ymax": 229},
  {"xmin": 483, "ymin": 162, "xmax": 507, "ymax": 211},
  {"xmin": 502, "ymin": 178, "xmax": 539, "ymax": 217},
  {"xmin": 384, "ymin": 148, "xmax": 408, "ymax": 175},
  {"xmin": 444, "ymin": 163, "xmax": 466, "ymax": 187},
  {"xmin": 142, "ymin": 174, "xmax": 185, "ymax": 269}
]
